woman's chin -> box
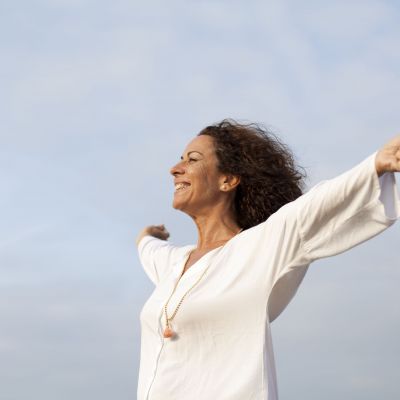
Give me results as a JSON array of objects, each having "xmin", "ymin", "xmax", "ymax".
[
  {"xmin": 172, "ymin": 200, "xmax": 184, "ymax": 211},
  {"xmin": 172, "ymin": 200, "xmax": 193, "ymax": 215}
]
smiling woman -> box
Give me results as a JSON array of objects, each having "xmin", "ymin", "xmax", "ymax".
[
  {"xmin": 170, "ymin": 135, "xmax": 235, "ymax": 218},
  {"xmin": 135, "ymin": 119, "xmax": 400, "ymax": 400}
]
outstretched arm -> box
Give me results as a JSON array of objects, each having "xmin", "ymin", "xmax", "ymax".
[
  {"xmin": 136, "ymin": 224, "xmax": 180, "ymax": 285},
  {"xmin": 278, "ymin": 139, "xmax": 400, "ymax": 263},
  {"xmin": 375, "ymin": 135, "xmax": 400, "ymax": 177}
]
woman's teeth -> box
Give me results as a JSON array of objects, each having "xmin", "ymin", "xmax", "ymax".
[{"xmin": 175, "ymin": 183, "xmax": 190, "ymax": 191}]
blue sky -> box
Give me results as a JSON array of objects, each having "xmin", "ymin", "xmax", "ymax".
[{"xmin": 1, "ymin": 1, "xmax": 399, "ymax": 399}]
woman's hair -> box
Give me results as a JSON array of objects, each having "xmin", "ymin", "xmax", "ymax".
[{"xmin": 198, "ymin": 119, "xmax": 307, "ymax": 230}]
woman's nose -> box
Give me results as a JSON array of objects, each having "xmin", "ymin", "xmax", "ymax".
[{"xmin": 170, "ymin": 161, "xmax": 184, "ymax": 176}]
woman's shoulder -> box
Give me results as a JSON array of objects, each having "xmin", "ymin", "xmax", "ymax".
[
  {"xmin": 231, "ymin": 201, "xmax": 302, "ymax": 248},
  {"xmin": 139, "ymin": 235, "xmax": 194, "ymax": 252}
]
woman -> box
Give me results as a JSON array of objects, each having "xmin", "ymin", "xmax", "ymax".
[{"xmin": 136, "ymin": 119, "xmax": 400, "ymax": 400}]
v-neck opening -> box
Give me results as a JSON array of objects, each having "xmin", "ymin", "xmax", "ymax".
[
  {"xmin": 175, "ymin": 230, "xmax": 243, "ymax": 280},
  {"xmin": 178, "ymin": 245, "xmax": 223, "ymax": 279}
]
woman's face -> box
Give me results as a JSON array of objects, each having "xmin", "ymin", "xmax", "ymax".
[{"xmin": 170, "ymin": 135, "xmax": 227, "ymax": 215}]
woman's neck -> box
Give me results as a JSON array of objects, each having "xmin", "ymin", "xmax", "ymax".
[{"xmin": 192, "ymin": 215, "xmax": 242, "ymax": 250}]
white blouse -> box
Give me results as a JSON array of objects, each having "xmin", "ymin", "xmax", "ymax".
[{"xmin": 136, "ymin": 151, "xmax": 400, "ymax": 400}]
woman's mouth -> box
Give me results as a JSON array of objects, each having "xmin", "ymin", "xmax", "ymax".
[{"xmin": 174, "ymin": 182, "xmax": 191, "ymax": 193}]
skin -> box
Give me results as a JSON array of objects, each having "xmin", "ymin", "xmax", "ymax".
[
  {"xmin": 136, "ymin": 133, "xmax": 400, "ymax": 271},
  {"xmin": 375, "ymin": 135, "xmax": 400, "ymax": 177},
  {"xmin": 136, "ymin": 135, "xmax": 241, "ymax": 271}
]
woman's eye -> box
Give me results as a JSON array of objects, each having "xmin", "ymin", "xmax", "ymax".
[{"xmin": 188, "ymin": 158, "xmax": 197, "ymax": 163}]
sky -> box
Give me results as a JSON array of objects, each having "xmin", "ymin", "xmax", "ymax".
[{"xmin": 1, "ymin": 0, "xmax": 399, "ymax": 399}]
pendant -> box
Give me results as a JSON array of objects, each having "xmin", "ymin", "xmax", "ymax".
[{"xmin": 163, "ymin": 326, "xmax": 175, "ymax": 338}]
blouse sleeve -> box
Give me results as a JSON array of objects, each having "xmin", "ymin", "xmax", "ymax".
[
  {"xmin": 264, "ymin": 151, "xmax": 400, "ymax": 322},
  {"xmin": 137, "ymin": 235, "xmax": 183, "ymax": 285},
  {"xmin": 290, "ymin": 150, "xmax": 400, "ymax": 263}
]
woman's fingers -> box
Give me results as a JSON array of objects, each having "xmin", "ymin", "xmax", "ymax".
[
  {"xmin": 136, "ymin": 224, "xmax": 170, "ymax": 246},
  {"xmin": 376, "ymin": 135, "xmax": 400, "ymax": 176},
  {"xmin": 149, "ymin": 224, "xmax": 170, "ymax": 240}
]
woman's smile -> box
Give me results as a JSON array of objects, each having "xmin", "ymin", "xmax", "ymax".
[
  {"xmin": 174, "ymin": 182, "xmax": 191, "ymax": 193},
  {"xmin": 170, "ymin": 135, "xmax": 220, "ymax": 212}
]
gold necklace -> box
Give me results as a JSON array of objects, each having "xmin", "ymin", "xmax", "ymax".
[{"xmin": 163, "ymin": 228, "xmax": 243, "ymax": 339}]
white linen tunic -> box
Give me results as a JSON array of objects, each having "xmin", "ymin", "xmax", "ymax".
[{"xmin": 136, "ymin": 151, "xmax": 400, "ymax": 400}]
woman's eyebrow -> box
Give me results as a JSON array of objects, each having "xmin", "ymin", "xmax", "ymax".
[{"xmin": 180, "ymin": 151, "xmax": 203, "ymax": 160}]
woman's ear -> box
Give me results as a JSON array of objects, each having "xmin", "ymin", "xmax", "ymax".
[{"xmin": 220, "ymin": 175, "xmax": 240, "ymax": 191}]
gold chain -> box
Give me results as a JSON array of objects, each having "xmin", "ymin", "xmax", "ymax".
[
  {"xmin": 163, "ymin": 228, "xmax": 243, "ymax": 338},
  {"xmin": 164, "ymin": 250, "xmax": 211, "ymax": 324}
]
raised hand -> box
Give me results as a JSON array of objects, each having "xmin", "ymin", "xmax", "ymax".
[
  {"xmin": 375, "ymin": 135, "xmax": 400, "ymax": 177},
  {"xmin": 136, "ymin": 224, "xmax": 170, "ymax": 246}
]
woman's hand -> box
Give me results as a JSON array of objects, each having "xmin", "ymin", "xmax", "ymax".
[
  {"xmin": 375, "ymin": 135, "xmax": 400, "ymax": 177},
  {"xmin": 135, "ymin": 224, "xmax": 170, "ymax": 246}
]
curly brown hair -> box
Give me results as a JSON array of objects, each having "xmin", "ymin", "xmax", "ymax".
[{"xmin": 198, "ymin": 119, "xmax": 307, "ymax": 230}]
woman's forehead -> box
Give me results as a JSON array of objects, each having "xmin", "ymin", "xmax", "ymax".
[{"xmin": 182, "ymin": 135, "xmax": 215, "ymax": 156}]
